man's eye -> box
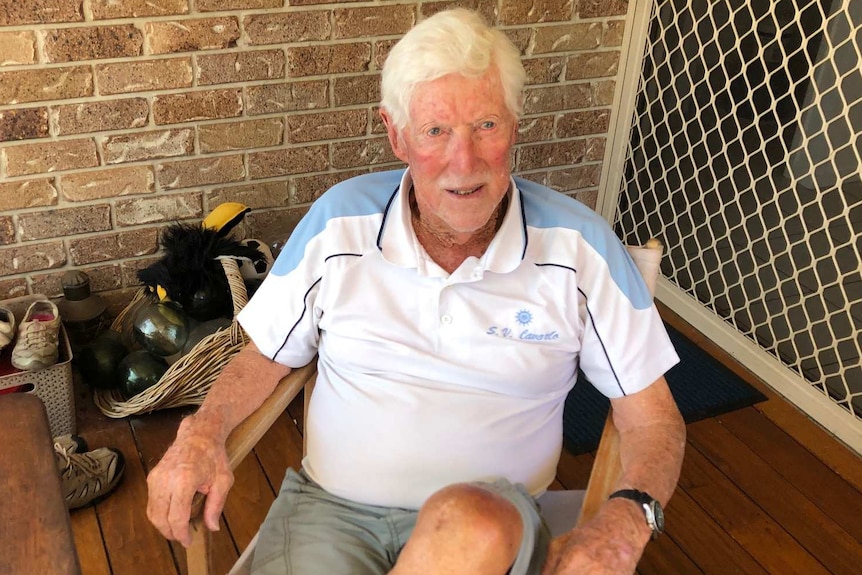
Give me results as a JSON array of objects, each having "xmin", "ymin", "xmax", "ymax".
[
  {"xmin": 481, "ymin": 121, "xmax": 496, "ymax": 129},
  {"xmin": 427, "ymin": 127, "xmax": 442, "ymax": 136}
]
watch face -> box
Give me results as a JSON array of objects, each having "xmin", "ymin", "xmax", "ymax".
[{"xmin": 650, "ymin": 500, "xmax": 665, "ymax": 534}]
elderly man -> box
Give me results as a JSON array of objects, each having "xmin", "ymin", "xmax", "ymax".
[{"xmin": 147, "ymin": 8, "xmax": 685, "ymax": 575}]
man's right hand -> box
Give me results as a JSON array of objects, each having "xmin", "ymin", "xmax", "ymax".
[{"xmin": 146, "ymin": 418, "xmax": 234, "ymax": 548}]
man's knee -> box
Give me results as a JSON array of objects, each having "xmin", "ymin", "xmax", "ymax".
[{"xmin": 418, "ymin": 483, "xmax": 524, "ymax": 556}]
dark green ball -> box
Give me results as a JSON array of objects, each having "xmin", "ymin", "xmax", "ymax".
[
  {"xmin": 117, "ymin": 350, "xmax": 168, "ymax": 399},
  {"xmin": 77, "ymin": 331, "xmax": 129, "ymax": 390},
  {"xmin": 133, "ymin": 302, "xmax": 190, "ymax": 357}
]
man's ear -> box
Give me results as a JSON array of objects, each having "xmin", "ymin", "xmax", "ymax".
[{"xmin": 379, "ymin": 108, "xmax": 409, "ymax": 163}]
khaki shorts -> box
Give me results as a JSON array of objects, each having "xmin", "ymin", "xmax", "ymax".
[{"xmin": 251, "ymin": 468, "xmax": 550, "ymax": 575}]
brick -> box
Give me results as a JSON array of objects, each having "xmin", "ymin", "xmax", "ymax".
[
  {"xmin": 18, "ymin": 204, "xmax": 111, "ymax": 240},
  {"xmin": 287, "ymin": 43, "xmax": 371, "ymax": 77},
  {"xmin": 0, "ymin": 179, "xmax": 58, "ymax": 211},
  {"xmin": 145, "ymin": 18, "xmax": 240, "ymax": 55},
  {"xmin": 245, "ymin": 80, "xmax": 328, "ymax": 115},
  {"xmin": 245, "ymin": 207, "xmax": 307, "ymax": 246},
  {"xmin": 153, "ymin": 89, "xmax": 242, "ymax": 124},
  {"xmin": 517, "ymin": 116, "xmax": 554, "ymax": 143},
  {"xmin": 373, "ymin": 40, "xmax": 398, "ymax": 70},
  {"xmin": 604, "ymin": 20, "xmax": 625, "ymax": 47},
  {"xmin": 157, "ymin": 155, "xmax": 245, "ymax": 189},
  {"xmin": 31, "ymin": 263, "xmax": 122, "ymax": 298},
  {"xmin": 0, "ymin": 67, "xmax": 92, "ymax": 105},
  {"xmin": 333, "ymin": 75, "xmax": 380, "ymax": 106},
  {"xmin": 570, "ymin": 188, "xmax": 598, "ymax": 210},
  {"xmin": 0, "ymin": 242, "xmax": 66, "ymax": 276},
  {"xmin": 585, "ymin": 137, "xmax": 605, "ymax": 161},
  {"xmin": 332, "ymin": 136, "xmax": 398, "ymax": 169},
  {"xmin": 0, "ymin": 108, "xmax": 49, "ymax": 142},
  {"xmin": 288, "ymin": 109, "xmax": 367, "ymax": 143},
  {"xmin": 0, "ymin": 31, "xmax": 37, "ymax": 66},
  {"xmin": 503, "ymin": 28, "xmax": 531, "ymax": 54},
  {"xmin": 42, "ymin": 25, "xmax": 143, "ymax": 63},
  {"xmin": 197, "ymin": 0, "xmax": 282, "ymax": 10},
  {"xmin": 248, "ymin": 145, "xmax": 328, "ymax": 179},
  {"xmin": 243, "ymin": 11, "xmax": 330, "ymax": 45},
  {"xmin": 61, "ymin": 166, "xmax": 156, "ymax": 201},
  {"xmin": 88, "ymin": 0, "xmax": 189, "ymax": 20},
  {"xmin": 115, "ymin": 192, "xmax": 202, "ymax": 226},
  {"xmin": 566, "ymin": 51, "xmax": 620, "ymax": 80},
  {"xmin": 69, "ymin": 228, "xmax": 160, "ymax": 265},
  {"xmin": 519, "ymin": 140, "xmax": 586, "ymax": 170},
  {"xmin": 0, "ymin": 217, "xmax": 13, "ymax": 244},
  {"xmin": 333, "ymin": 6, "xmax": 414, "ymax": 39},
  {"xmin": 51, "ymin": 98, "xmax": 149, "ymax": 135},
  {"xmin": 0, "ymin": 0, "xmax": 84, "ymax": 26},
  {"xmin": 421, "ymin": 0, "xmax": 496, "ymax": 23},
  {"xmin": 3, "ymin": 138, "xmax": 99, "ymax": 176},
  {"xmin": 594, "ymin": 80, "xmax": 615, "ymax": 106},
  {"xmin": 522, "ymin": 56, "xmax": 565, "ymax": 85},
  {"xmin": 101, "ymin": 129, "xmax": 194, "ymax": 164},
  {"xmin": 291, "ymin": 170, "xmax": 366, "ymax": 204},
  {"xmin": 524, "ymin": 84, "xmax": 592, "ymax": 114},
  {"xmin": 533, "ymin": 23, "xmax": 603, "ymax": 53},
  {"xmin": 0, "ymin": 278, "xmax": 28, "ymax": 300},
  {"xmin": 96, "ymin": 58, "xmax": 193, "ymax": 95},
  {"xmin": 196, "ymin": 50, "xmax": 285, "ymax": 85},
  {"xmin": 120, "ymin": 257, "xmax": 160, "ymax": 287},
  {"xmin": 199, "ymin": 118, "xmax": 283, "ymax": 153},
  {"xmin": 546, "ymin": 164, "xmax": 602, "ymax": 191},
  {"xmin": 499, "ymin": 0, "xmax": 574, "ymax": 24},
  {"xmin": 207, "ymin": 181, "xmax": 291, "ymax": 210},
  {"xmin": 557, "ymin": 109, "xmax": 610, "ymax": 137},
  {"xmin": 579, "ymin": 0, "xmax": 629, "ymax": 19}
]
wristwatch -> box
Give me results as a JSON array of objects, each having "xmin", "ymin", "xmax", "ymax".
[{"xmin": 608, "ymin": 489, "xmax": 664, "ymax": 539}]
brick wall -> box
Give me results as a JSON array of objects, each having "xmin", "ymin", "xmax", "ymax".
[{"xmin": 0, "ymin": 0, "xmax": 629, "ymax": 311}]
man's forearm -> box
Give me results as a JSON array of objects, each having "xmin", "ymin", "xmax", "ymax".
[{"xmin": 179, "ymin": 341, "xmax": 293, "ymax": 443}]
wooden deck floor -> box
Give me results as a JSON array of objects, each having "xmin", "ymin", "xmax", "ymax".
[{"xmin": 70, "ymin": 305, "xmax": 862, "ymax": 575}]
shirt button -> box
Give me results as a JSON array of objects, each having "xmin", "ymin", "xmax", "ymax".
[{"xmin": 441, "ymin": 314, "xmax": 452, "ymax": 325}]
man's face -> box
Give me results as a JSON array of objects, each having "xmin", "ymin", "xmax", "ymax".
[{"xmin": 382, "ymin": 69, "xmax": 518, "ymax": 240}]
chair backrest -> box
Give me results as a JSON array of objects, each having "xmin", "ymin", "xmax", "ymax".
[{"xmin": 190, "ymin": 240, "xmax": 665, "ymax": 575}]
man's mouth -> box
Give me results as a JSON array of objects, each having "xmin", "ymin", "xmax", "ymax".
[{"xmin": 447, "ymin": 186, "xmax": 482, "ymax": 196}]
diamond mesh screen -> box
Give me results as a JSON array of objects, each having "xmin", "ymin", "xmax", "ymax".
[{"xmin": 616, "ymin": 0, "xmax": 862, "ymax": 417}]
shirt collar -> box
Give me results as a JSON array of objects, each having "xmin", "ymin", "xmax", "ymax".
[{"xmin": 378, "ymin": 169, "xmax": 527, "ymax": 277}]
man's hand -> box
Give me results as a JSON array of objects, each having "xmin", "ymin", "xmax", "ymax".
[
  {"xmin": 146, "ymin": 420, "xmax": 234, "ymax": 548},
  {"xmin": 541, "ymin": 499, "xmax": 650, "ymax": 575}
]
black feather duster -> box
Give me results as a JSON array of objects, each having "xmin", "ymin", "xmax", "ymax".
[{"xmin": 137, "ymin": 224, "xmax": 263, "ymax": 322}]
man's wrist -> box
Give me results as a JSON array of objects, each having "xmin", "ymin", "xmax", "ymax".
[{"xmin": 603, "ymin": 496, "xmax": 655, "ymax": 546}]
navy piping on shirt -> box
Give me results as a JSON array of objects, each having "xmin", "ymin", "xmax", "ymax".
[
  {"xmin": 535, "ymin": 262, "xmax": 627, "ymax": 396},
  {"xmin": 376, "ymin": 185, "xmax": 401, "ymax": 252}
]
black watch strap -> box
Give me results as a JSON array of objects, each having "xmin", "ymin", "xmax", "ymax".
[{"xmin": 608, "ymin": 489, "xmax": 664, "ymax": 539}]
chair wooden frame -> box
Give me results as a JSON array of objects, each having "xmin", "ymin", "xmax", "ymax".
[{"xmin": 184, "ymin": 240, "xmax": 664, "ymax": 575}]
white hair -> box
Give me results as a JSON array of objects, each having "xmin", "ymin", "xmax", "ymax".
[{"xmin": 380, "ymin": 8, "xmax": 526, "ymax": 130}]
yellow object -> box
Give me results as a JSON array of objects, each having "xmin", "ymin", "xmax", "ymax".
[
  {"xmin": 202, "ymin": 202, "xmax": 251, "ymax": 235},
  {"xmin": 156, "ymin": 285, "xmax": 169, "ymax": 302}
]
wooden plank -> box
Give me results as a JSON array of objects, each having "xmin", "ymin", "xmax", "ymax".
[
  {"xmin": 682, "ymin": 441, "xmax": 830, "ymax": 574},
  {"xmin": 638, "ymin": 534, "xmax": 704, "ymax": 575},
  {"xmin": 688, "ymin": 417, "xmax": 862, "ymax": 574},
  {"xmin": 130, "ymin": 408, "xmax": 239, "ymax": 575},
  {"xmin": 222, "ymin": 452, "xmax": 277, "ymax": 552},
  {"xmin": 658, "ymin": 302, "xmax": 862, "ymax": 494},
  {"xmin": 69, "ymin": 509, "xmax": 110, "ymax": 575},
  {"xmin": 660, "ymin": 488, "xmax": 767, "ymax": 574},
  {"xmin": 719, "ymin": 406, "xmax": 862, "ymax": 542},
  {"xmin": 254, "ymin": 409, "xmax": 304, "ymax": 490},
  {"xmin": 555, "ymin": 448, "xmax": 594, "ymax": 490}
]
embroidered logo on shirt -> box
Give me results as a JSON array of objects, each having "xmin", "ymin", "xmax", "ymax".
[{"xmin": 486, "ymin": 308, "xmax": 559, "ymax": 341}]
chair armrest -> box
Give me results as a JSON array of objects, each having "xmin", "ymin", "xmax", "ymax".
[{"xmin": 189, "ymin": 361, "xmax": 317, "ymax": 520}]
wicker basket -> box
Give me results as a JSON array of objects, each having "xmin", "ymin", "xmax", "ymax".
[{"xmin": 93, "ymin": 258, "xmax": 249, "ymax": 418}]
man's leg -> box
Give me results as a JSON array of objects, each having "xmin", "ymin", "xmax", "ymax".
[{"xmin": 390, "ymin": 481, "xmax": 548, "ymax": 575}]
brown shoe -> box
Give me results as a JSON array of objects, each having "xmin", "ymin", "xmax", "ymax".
[
  {"xmin": 11, "ymin": 300, "xmax": 61, "ymax": 371},
  {"xmin": 55, "ymin": 443, "xmax": 125, "ymax": 510}
]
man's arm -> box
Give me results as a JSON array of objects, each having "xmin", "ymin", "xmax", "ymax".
[
  {"xmin": 146, "ymin": 341, "xmax": 292, "ymax": 547},
  {"xmin": 543, "ymin": 376, "xmax": 685, "ymax": 574}
]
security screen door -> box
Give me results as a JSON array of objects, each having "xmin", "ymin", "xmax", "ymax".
[{"xmin": 605, "ymin": 0, "xmax": 861, "ymax": 450}]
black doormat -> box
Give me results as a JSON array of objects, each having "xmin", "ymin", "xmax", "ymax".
[{"xmin": 562, "ymin": 322, "xmax": 768, "ymax": 455}]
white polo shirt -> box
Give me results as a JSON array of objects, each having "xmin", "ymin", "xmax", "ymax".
[{"xmin": 238, "ymin": 168, "xmax": 679, "ymax": 509}]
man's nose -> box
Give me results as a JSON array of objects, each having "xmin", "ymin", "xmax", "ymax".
[{"xmin": 448, "ymin": 129, "xmax": 479, "ymax": 173}]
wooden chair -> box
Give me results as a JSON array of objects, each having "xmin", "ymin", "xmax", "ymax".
[{"xmin": 185, "ymin": 240, "xmax": 664, "ymax": 575}]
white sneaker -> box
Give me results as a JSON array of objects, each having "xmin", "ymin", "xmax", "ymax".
[
  {"xmin": 11, "ymin": 300, "xmax": 62, "ymax": 371},
  {"xmin": 0, "ymin": 307, "xmax": 14, "ymax": 351}
]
